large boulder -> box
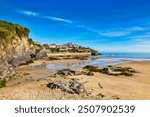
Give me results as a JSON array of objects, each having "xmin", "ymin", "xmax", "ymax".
[
  {"xmin": 8, "ymin": 54, "xmax": 33, "ymax": 67},
  {"xmin": 36, "ymin": 50, "xmax": 48, "ymax": 59}
]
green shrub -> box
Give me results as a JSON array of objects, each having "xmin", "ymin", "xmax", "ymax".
[
  {"xmin": 0, "ymin": 80, "xmax": 7, "ymax": 88},
  {"xmin": 0, "ymin": 20, "xmax": 30, "ymax": 40}
]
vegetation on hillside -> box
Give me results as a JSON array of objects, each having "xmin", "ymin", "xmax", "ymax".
[
  {"xmin": 86, "ymin": 47, "xmax": 100, "ymax": 56},
  {"xmin": 0, "ymin": 20, "xmax": 30, "ymax": 43},
  {"xmin": 44, "ymin": 43, "xmax": 100, "ymax": 55}
]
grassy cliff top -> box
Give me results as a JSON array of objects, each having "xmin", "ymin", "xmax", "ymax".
[{"xmin": 0, "ymin": 20, "xmax": 30, "ymax": 39}]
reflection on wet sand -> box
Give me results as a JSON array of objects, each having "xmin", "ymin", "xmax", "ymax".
[{"xmin": 30, "ymin": 61, "xmax": 85, "ymax": 71}]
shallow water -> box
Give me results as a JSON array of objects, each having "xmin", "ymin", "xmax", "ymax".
[
  {"xmin": 29, "ymin": 56, "xmax": 150, "ymax": 71},
  {"xmin": 10, "ymin": 55, "xmax": 150, "ymax": 85}
]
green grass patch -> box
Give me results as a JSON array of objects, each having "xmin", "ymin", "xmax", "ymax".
[
  {"xmin": 0, "ymin": 20, "xmax": 30, "ymax": 44},
  {"xmin": 0, "ymin": 80, "xmax": 7, "ymax": 88}
]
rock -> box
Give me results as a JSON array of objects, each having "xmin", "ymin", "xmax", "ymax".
[
  {"xmin": 0, "ymin": 59, "xmax": 15, "ymax": 79},
  {"xmin": 57, "ymin": 69, "xmax": 75, "ymax": 76},
  {"xmin": 113, "ymin": 67, "xmax": 135, "ymax": 73},
  {"xmin": 83, "ymin": 65, "xmax": 136, "ymax": 77},
  {"xmin": 36, "ymin": 50, "xmax": 48, "ymax": 59},
  {"xmin": 51, "ymin": 69, "xmax": 95, "ymax": 78},
  {"xmin": 100, "ymin": 67, "xmax": 109, "ymax": 74},
  {"xmin": 47, "ymin": 80, "xmax": 86, "ymax": 94},
  {"xmin": 111, "ymin": 95, "xmax": 120, "ymax": 100},
  {"xmin": 30, "ymin": 49, "xmax": 48, "ymax": 60},
  {"xmin": 86, "ymin": 71, "xmax": 94, "ymax": 76},
  {"xmin": 97, "ymin": 93, "xmax": 105, "ymax": 98},
  {"xmin": 8, "ymin": 54, "xmax": 33, "ymax": 67},
  {"xmin": 121, "ymin": 71, "xmax": 133, "ymax": 76},
  {"xmin": 83, "ymin": 65, "xmax": 98, "ymax": 72},
  {"xmin": 69, "ymin": 80, "xmax": 86, "ymax": 94},
  {"xmin": 80, "ymin": 71, "xmax": 87, "ymax": 75},
  {"xmin": 30, "ymin": 53, "xmax": 36, "ymax": 59},
  {"xmin": 51, "ymin": 69, "xmax": 85, "ymax": 77}
]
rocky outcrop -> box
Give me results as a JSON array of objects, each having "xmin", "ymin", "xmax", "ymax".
[
  {"xmin": 0, "ymin": 20, "xmax": 39, "ymax": 79},
  {"xmin": 83, "ymin": 65, "xmax": 136, "ymax": 76},
  {"xmin": 0, "ymin": 58, "xmax": 15, "ymax": 80},
  {"xmin": 47, "ymin": 79, "xmax": 86, "ymax": 94},
  {"xmin": 36, "ymin": 50, "xmax": 48, "ymax": 59},
  {"xmin": 8, "ymin": 54, "xmax": 33, "ymax": 67},
  {"xmin": 50, "ymin": 69, "xmax": 94, "ymax": 78}
]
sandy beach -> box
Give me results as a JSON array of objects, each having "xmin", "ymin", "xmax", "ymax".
[{"xmin": 0, "ymin": 60, "xmax": 150, "ymax": 100}]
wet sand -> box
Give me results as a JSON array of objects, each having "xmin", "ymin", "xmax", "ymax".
[
  {"xmin": 5, "ymin": 59, "xmax": 86, "ymax": 86},
  {"xmin": 0, "ymin": 61, "xmax": 150, "ymax": 100}
]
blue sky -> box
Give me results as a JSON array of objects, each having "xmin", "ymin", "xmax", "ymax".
[{"xmin": 0, "ymin": 0, "xmax": 150, "ymax": 52}]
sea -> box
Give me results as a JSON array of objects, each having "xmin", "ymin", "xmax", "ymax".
[
  {"xmin": 102, "ymin": 52, "xmax": 150, "ymax": 59},
  {"xmin": 91, "ymin": 52, "xmax": 150, "ymax": 66}
]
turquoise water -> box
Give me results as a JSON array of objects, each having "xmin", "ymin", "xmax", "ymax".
[
  {"xmin": 102, "ymin": 52, "xmax": 150, "ymax": 59},
  {"xmin": 88, "ymin": 52, "xmax": 150, "ymax": 66}
]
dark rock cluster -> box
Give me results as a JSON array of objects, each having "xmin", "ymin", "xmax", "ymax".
[
  {"xmin": 47, "ymin": 79, "xmax": 86, "ymax": 94},
  {"xmin": 83, "ymin": 65, "xmax": 136, "ymax": 76},
  {"xmin": 50, "ymin": 69, "xmax": 94, "ymax": 78},
  {"xmin": 0, "ymin": 49, "xmax": 48, "ymax": 80}
]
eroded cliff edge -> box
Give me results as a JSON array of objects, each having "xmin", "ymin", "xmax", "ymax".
[{"xmin": 0, "ymin": 20, "xmax": 41, "ymax": 80}]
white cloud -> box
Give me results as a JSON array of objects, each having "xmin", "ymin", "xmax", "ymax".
[
  {"xmin": 100, "ymin": 31, "xmax": 130, "ymax": 37},
  {"xmin": 75, "ymin": 25, "xmax": 99, "ymax": 33},
  {"xmin": 18, "ymin": 10, "xmax": 73, "ymax": 24},
  {"xmin": 75, "ymin": 25, "xmax": 148, "ymax": 37},
  {"xmin": 127, "ymin": 26, "xmax": 146, "ymax": 31},
  {"xmin": 19, "ymin": 10, "xmax": 39, "ymax": 16},
  {"xmin": 130, "ymin": 32, "xmax": 150, "ymax": 42},
  {"xmin": 43, "ymin": 16, "xmax": 73, "ymax": 23},
  {"xmin": 99, "ymin": 26, "xmax": 148, "ymax": 37}
]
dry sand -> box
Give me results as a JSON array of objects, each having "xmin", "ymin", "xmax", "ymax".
[{"xmin": 0, "ymin": 61, "xmax": 150, "ymax": 100}]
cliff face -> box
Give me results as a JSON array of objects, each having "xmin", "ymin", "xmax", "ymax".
[
  {"xmin": 0, "ymin": 20, "xmax": 34, "ymax": 79},
  {"xmin": 0, "ymin": 20, "xmax": 31, "ymax": 57}
]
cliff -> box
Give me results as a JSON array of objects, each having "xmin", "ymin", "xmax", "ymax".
[{"xmin": 0, "ymin": 20, "xmax": 36, "ymax": 79}]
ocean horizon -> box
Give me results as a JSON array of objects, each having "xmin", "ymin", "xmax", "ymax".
[
  {"xmin": 101, "ymin": 52, "xmax": 150, "ymax": 59},
  {"xmin": 82, "ymin": 52, "xmax": 150, "ymax": 67}
]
